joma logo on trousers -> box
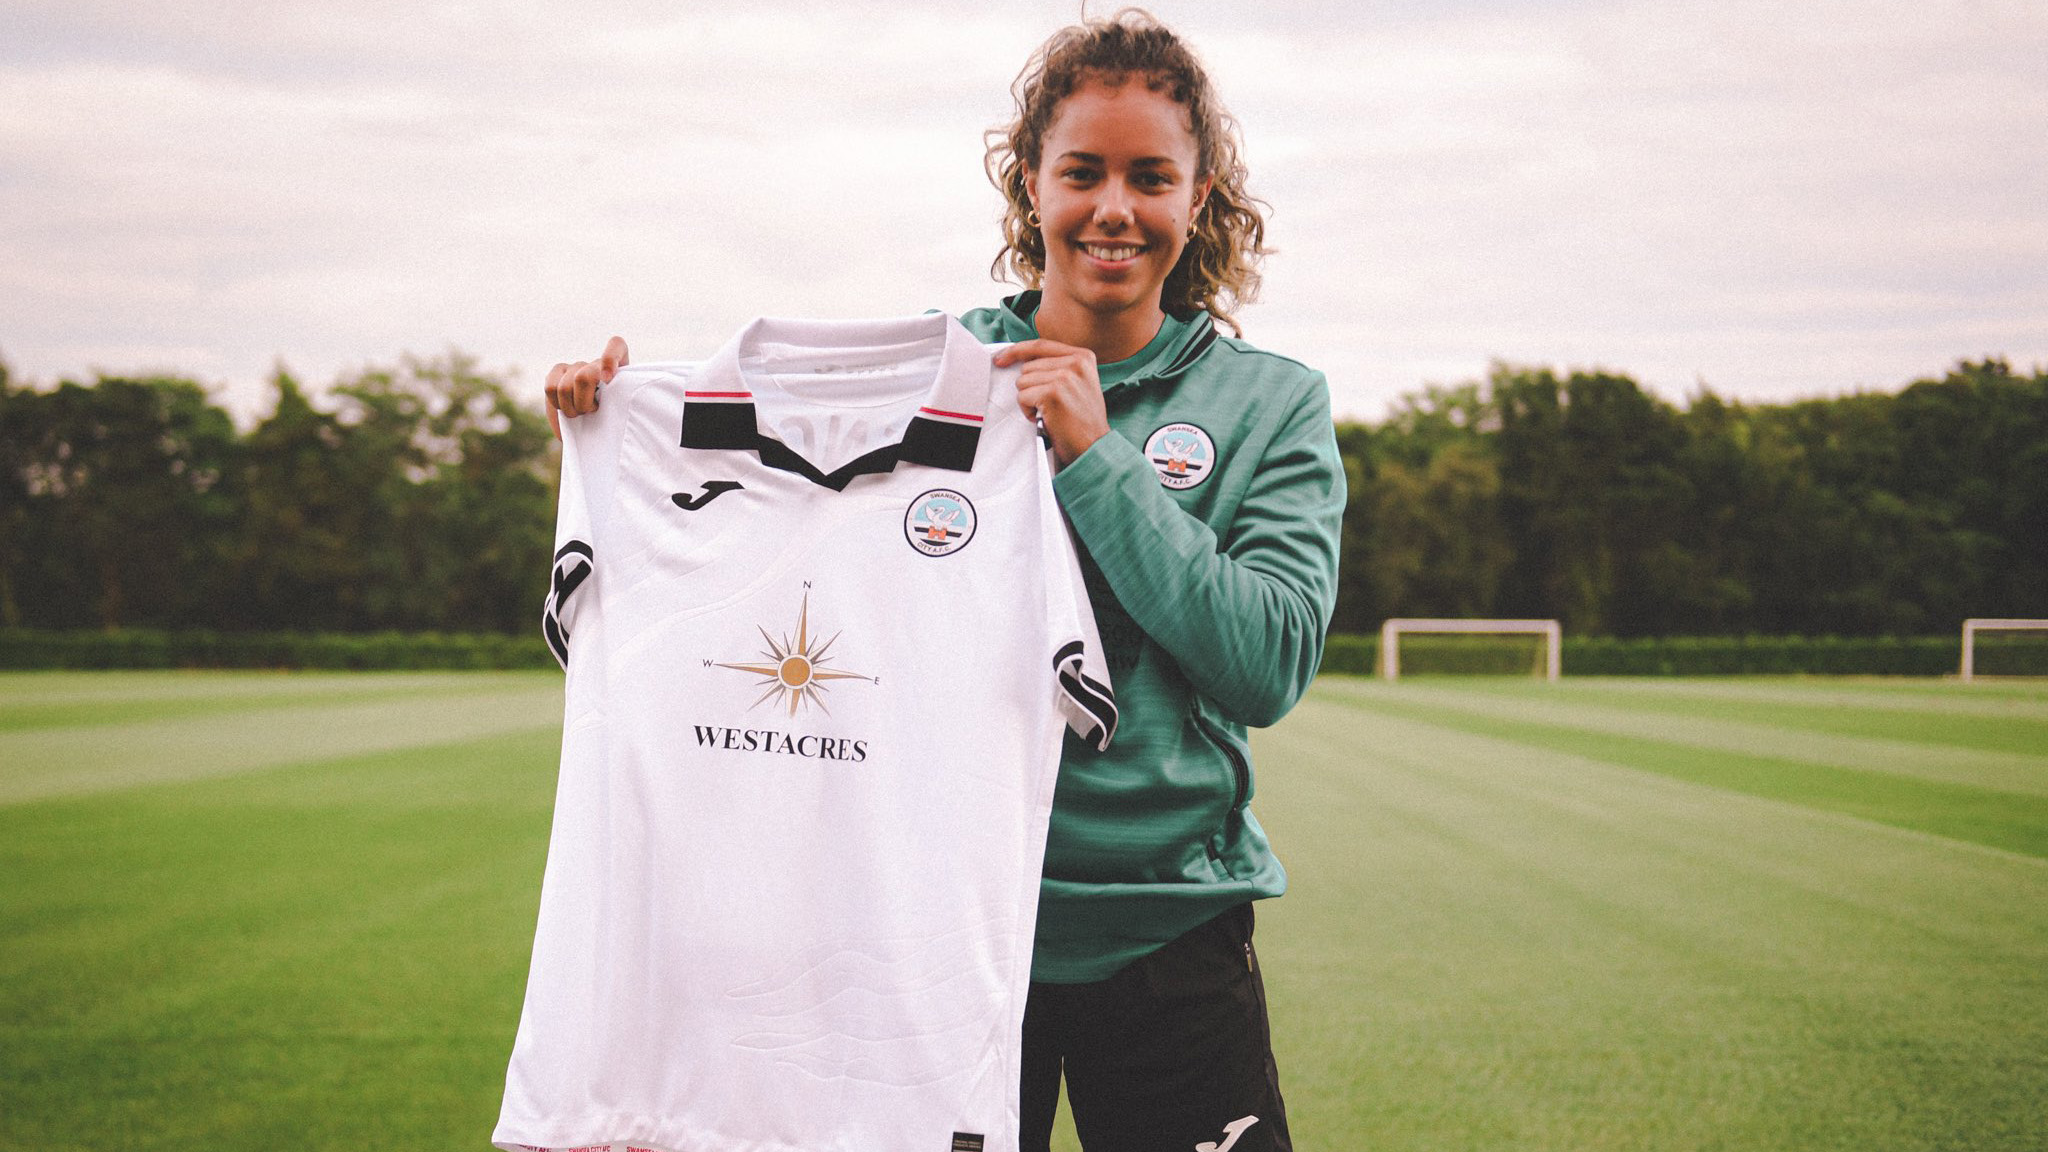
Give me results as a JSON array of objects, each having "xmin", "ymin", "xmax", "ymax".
[{"xmin": 1197, "ymin": 1115, "xmax": 1259, "ymax": 1152}]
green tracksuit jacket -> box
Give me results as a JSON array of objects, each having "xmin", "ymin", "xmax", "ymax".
[{"xmin": 958, "ymin": 292, "xmax": 1347, "ymax": 983}]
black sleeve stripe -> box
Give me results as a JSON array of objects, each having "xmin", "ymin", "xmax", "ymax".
[
  {"xmin": 544, "ymin": 539, "xmax": 593, "ymax": 671},
  {"xmin": 1058, "ymin": 668, "xmax": 1118, "ymax": 731},
  {"xmin": 1057, "ymin": 665, "xmax": 1119, "ymax": 750},
  {"xmin": 553, "ymin": 556, "xmax": 591, "ymax": 602},
  {"xmin": 542, "ymin": 604, "xmax": 570, "ymax": 670},
  {"xmin": 1052, "ymin": 641, "xmax": 1119, "ymax": 748}
]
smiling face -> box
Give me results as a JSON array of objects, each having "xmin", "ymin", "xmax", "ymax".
[{"xmin": 1026, "ymin": 73, "xmax": 1210, "ymax": 345}]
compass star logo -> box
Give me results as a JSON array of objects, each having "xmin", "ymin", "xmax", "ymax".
[{"xmin": 714, "ymin": 589, "xmax": 875, "ymax": 716}]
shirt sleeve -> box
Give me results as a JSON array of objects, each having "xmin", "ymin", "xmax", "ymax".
[
  {"xmin": 541, "ymin": 383, "xmax": 631, "ymax": 671},
  {"xmin": 1050, "ymin": 371, "xmax": 1346, "ymax": 728},
  {"xmin": 1040, "ymin": 445, "xmax": 1119, "ymax": 751}
]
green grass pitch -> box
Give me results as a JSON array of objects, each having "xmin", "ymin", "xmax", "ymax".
[{"xmin": 2, "ymin": 671, "xmax": 2044, "ymax": 1150}]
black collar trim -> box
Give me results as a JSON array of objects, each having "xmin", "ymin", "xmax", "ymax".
[{"xmin": 681, "ymin": 400, "xmax": 981, "ymax": 491}]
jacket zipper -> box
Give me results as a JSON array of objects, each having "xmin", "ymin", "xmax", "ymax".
[{"xmin": 1193, "ymin": 709, "xmax": 1251, "ymax": 813}]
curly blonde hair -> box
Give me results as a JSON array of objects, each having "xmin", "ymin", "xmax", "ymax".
[{"xmin": 985, "ymin": 8, "xmax": 1269, "ymax": 335}]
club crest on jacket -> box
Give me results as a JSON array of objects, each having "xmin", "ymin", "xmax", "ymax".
[{"xmin": 1144, "ymin": 423, "xmax": 1215, "ymax": 490}]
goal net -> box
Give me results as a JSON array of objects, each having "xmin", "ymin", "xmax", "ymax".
[
  {"xmin": 1380, "ymin": 618, "xmax": 1562, "ymax": 681},
  {"xmin": 1961, "ymin": 618, "xmax": 2048, "ymax": 681}
]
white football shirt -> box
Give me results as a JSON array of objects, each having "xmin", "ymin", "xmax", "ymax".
[{"xmin": 495, "ymin": 313, "xmax": 1115, "ymax": 1152}]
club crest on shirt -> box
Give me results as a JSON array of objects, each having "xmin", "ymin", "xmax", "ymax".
[
  {"xmin": 905, "ymin": 489, "xmax": 976, "ymax": 557},
  {"xmin": 1144, "ymin": 422, "xmax": 1215, "ymax": 490}
]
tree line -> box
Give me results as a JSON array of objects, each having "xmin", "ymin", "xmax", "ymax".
[
  {"xmin": 1329, "ymin": 359, "xmax": 2046, "ymax": 637},
  {"xmin": 2, "ymin": 353, "xmax": 2042, "ymax": 638},
  {"xmin": 0, "ymin": 354, "xmax": 555, "ymax": 635}
]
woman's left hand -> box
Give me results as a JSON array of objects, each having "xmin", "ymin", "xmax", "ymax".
[{"xmin": 996, "ymin": 339, "xmax": 1112, "ymax": 469}]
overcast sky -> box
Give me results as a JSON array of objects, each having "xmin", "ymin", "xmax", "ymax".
[{"xmin": 4, "ymin": 0, "xmax": 2044, "ymax": 421}]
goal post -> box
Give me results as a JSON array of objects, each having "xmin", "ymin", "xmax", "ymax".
[
  {"xmin": 1961, "ymin": 618, "xmax": 2048, "ymax": 682},
  {"xmin": 1380, "ymin": 618, "xmax": 1562, "ymax": 681}
]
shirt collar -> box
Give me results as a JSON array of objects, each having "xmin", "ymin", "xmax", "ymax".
[{"xmin": 680, "ymin": 313, "xmax": 991, "ymax": 488}]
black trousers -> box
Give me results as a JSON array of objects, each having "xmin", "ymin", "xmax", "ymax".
[{"xmin": 1019, "ymin": 903, "xmax": 1291, "ymax": 1152}]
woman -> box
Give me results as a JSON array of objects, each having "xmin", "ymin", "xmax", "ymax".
[{"xmin": 546, "ymin": 12, "xmax": 1343, "ymax": 1151}]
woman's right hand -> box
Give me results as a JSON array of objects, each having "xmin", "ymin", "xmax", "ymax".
[{"xmin": 544, "ymin": 336, "xmax": 631, "ymax": 438}]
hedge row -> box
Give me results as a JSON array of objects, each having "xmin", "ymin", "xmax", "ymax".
[
  {"xmin": 1320, "ymin": 632, "xmax": 2048, "ymax": 677},
  {"xmin": 3, "ymin": 628, "xmax": 2043, "ymax": 676},
  {"xmin": 0, "ymin": 628, "xmax": 554, "ymax": 671}
]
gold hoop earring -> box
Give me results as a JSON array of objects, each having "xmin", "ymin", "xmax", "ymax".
[
  {"xmin": 1186, "ymin": 221, "xmax": 1198, "ymax": 240},
  {"xmin": 1026, "ymin": 206, "xmax": 1042, "ymax": 230}
]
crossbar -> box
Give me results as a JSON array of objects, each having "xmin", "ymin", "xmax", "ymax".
[
  {"xmin": 1380, "ymin": 618, "xmax": 1562, "ymax": 681},
  {"xmin": 1961, "ymin": 618, "xmax": 2048, "ymax": 682}
]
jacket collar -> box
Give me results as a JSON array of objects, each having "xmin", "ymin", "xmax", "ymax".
[{"xmin": 991, "ymin": 291, "xmax": 1220, "ymax": 394}]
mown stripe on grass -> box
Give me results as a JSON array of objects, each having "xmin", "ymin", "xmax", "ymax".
[
  {"xmin": 1541, "ymin": 676, "xmax": 2048, "ymax": 722},
  {"xmin": 1250, "ymin": 697, "xmax": 2048, "ymax": 1152},
  {"xmin": 0, "ymin": 678, "xmax": 565, "ymax": 805},
  {"xmin": 0, "ymin": 669, "xmax": 550, "ymax": 704},
  {"xmin": 1317, "ymin": 678, "xmax": 2048, "ymax": 798},
  {"xmin": 1310, "ymin": 681, "xmax": 2048, "ymax": 859},
  {"xmin": 0, "ymin": 727, "xmax": 560, "ymax": 1149},
  {"xmin": 1446, "ymin": 677, "xmax": 2048, "ymax": 757},
  {"xmin": 0, "ymin": 671, "xmax": 560, "ymax": 733}
]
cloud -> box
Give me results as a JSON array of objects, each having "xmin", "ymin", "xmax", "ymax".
[
  {"xmin": 1212, "ymin": 0, "xmax": 2048, "ymax": 408},
  {"xmin": 2, "ymin": 0, "xmax": 2044, "ymax": 420}
]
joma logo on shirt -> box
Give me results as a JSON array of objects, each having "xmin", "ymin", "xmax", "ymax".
[
  {"xmin": 672, "ymin": 480, "xmax": 744, "ymax": 510},
  {"xmin": 692, "ymin": 725, "xmax": 869, "ymax": 762}
]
